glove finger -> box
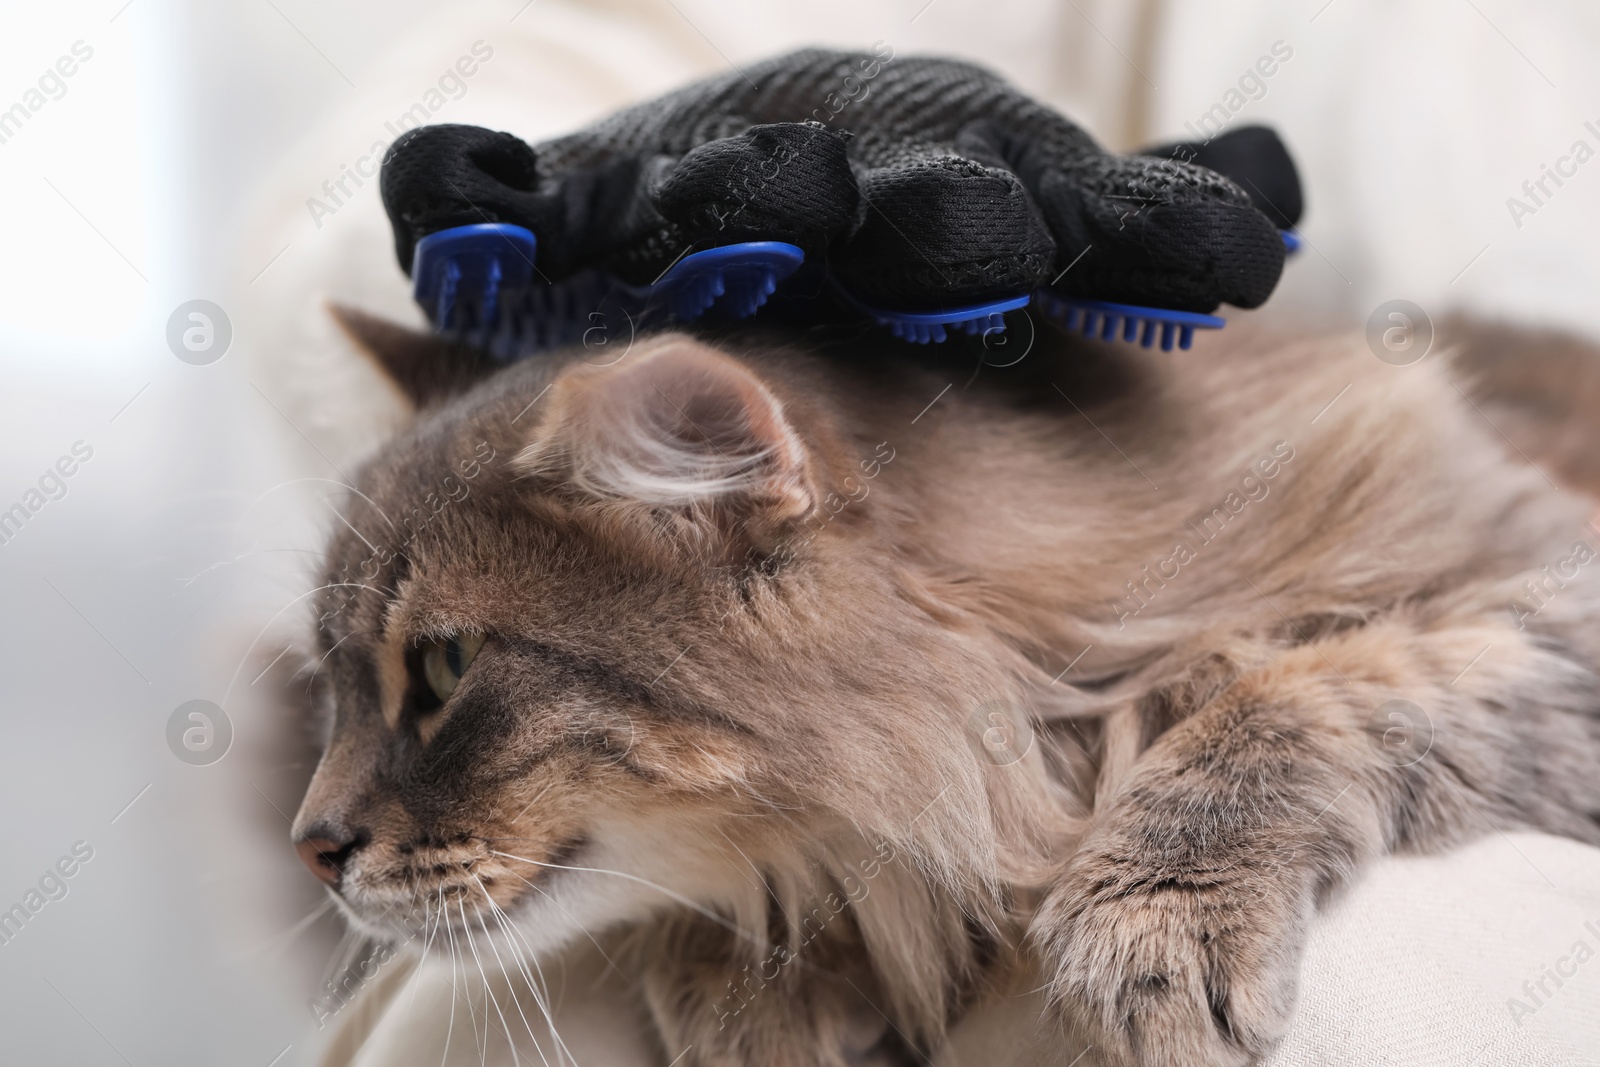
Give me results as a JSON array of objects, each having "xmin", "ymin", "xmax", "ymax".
[
  {"xmin": 651, "ymin": 121, "xmax": 859, "ymax": 258},
  {"xmin": 1138, "ymin": 125, "xmax": 1303, "ymax": 231},
  {"xmin": 380, "ymin": 123, "xmax": 656, "ymax": 282},
  {"xmin": 380, "ymin": 124, "xmax": 544, "ymax": 274},
  {"xmin": 830, "ymin": 132, "xmax": 1056, "ymax": 311},
  {"xmin": 995, "ymin": 121, "xmax": 1286, "ymax": 312}
]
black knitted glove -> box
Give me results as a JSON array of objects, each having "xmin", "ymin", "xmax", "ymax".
[
  {"xmin": 1138, "ymin": 124, "xmax": 1304, "ymax": 233},
  {"xmin": 381, "ymin": 48, "xmax": 1296, "ymax": 315}
]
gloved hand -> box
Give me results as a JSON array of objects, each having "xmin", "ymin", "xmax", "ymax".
[{"xmin": 380, "ymin": 47, "xmax": 1300, "ymax": 317}]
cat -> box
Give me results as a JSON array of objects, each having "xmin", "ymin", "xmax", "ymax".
[{"xmin": 291, "ymin": 304, "xmax": 1600, "ymax": 1067}]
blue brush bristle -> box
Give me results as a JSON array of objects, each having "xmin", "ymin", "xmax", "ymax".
[
  {"xmin": 1035, "ymin": 294, "xmax": 1225, "ymax": 352},
  {"xmin": 412, "ymin": 223, "xmax": 539, "ymax": 353},
  {"xmin": 655, "ymin": 242, "xmax": 801, "ymax": 325},
  {"xmin": 838, "ymin": 290, "xmax": 1030, "ymax": 346},
  {"xmin": 1019, "ymin": 228, "xmax": 1301, "ymax": 351}
]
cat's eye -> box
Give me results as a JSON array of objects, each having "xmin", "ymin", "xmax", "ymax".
[{"xmin": 419, "ymin": 632, "xmax": 486, "ymax": 704}]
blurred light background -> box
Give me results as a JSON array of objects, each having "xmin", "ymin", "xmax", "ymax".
[{"xmin": 2, "ymin": 0, "xmax": 1598, "ymax": 1063}]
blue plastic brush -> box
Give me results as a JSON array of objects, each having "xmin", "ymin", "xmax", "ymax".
[
  {"xmin": 832, "ymin": 284, "xmax": 1031, "ymax": 345},
  {"xmin": 410, "ymin": 223, "xmax": 804, "ymax": 362},
  {"xmin": 1021, "ymin": 228, "xmax": 1301, "ymax": 351},
  {"xmin": 1019, "ymin": 227, "xmax": 1302, "ymax": 351},
  {"xmin": 1033, "ymin": 295, "xmax": 1225, "ymax": 351},
  {"xmin": 409, "ymin": 223, "xmax": 1302, "ymax": 357}
]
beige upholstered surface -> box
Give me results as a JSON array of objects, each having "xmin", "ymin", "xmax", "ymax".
[{"xmin": 322, "ymin": 834, "xmax": 1600, "ymax": 1065}]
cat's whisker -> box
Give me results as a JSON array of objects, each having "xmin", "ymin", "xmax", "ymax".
[
  {"xmin": 480, "ymin": 836, "xmax": 540, "ymax": 842},
  {"xmin": 176, "ymin": 546, "xmax": 327, "ymax": 588},
  {"xmin": 497, "ymin": 864, "xmax": 834, "ymax": 993},
  {"xmin": 506, "ymin": 779, "xmax": 560, "ymax": 825},
  {"xmin": 473, "ymin": 902, "xmax": 528, "ymax": 1067},
  {"xmin": 404, "ymin": 892, "xmax": 445, "ymax": 1013},
  {"xmin": 497, "ymin": 941, "xmax": 562, "ymax": 1063},
  {"xmin": 474, "ymin": 904, "xmax": 542, "ymax": 1067},
  {"xmin": 398, "ymin": 903, "xmax": 428, "ymax": 1007},
  {"xmin": 458, "ymin": 900, "xmax": 514, "ymax": 1067},
  {"xmin": 481, "ymin": 947, "xmax": 542, "ymax": 1067},
  {"xmin": 235, "ymin": 895, "xmax": 336, "ymax": 961},
  {"xmin": 322, "ymin": 497, "xmax": 390, "ymax": 561},
  {"xmin": 439, "ymin": 890, "xmax": 462, "ymax": 1067},
  {"xmin": 505, "ymin": 870, "xmax": 627, "ymax": 982},
  {"xmin": 449, "ymin": 903, "xmax": 488, "ymax": 1063},
  {"xmin": 470, "ymin": 886, "xmax": 563, "ymax": 1048},
  {"xmin": 318, "ymin": 924, "xmax": 359, "ymax": 995},
  {"xmin": 489, "ymin": 849, "xmax": 760, "ymax": 948},
  {"xmin": 499, "ymin": 915, "xmax": 558, "ymax": 1027},
  {"xmin": 511, "ymin": 928, "xmax": 569, "ymax": 1067},
  {"xmin": 439, "ymin": 897, "xmax": 478, "ymax": 1060},
  {"xmin": 238, "ymin": 476, "xmax": 400, "ymax": 534},
  {"xmin": 476, "ymin": 900, "xmax": 552, "ymax": 1067},
  {"xmin": 473, "ymin": 877, "xmax": 573, "ymax": 1067},
  {"xmin": 303, "ymin": 628, "xmax": 374, "ymax": 696},
  {"xmin": 221, "ymin": 580, "xmax": 391, "ymax": 707}
]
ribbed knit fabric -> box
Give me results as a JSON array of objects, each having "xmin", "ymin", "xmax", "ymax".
[{"xmin": 380, "ymin": 49, "xmax": 1293, "ymax": 314}]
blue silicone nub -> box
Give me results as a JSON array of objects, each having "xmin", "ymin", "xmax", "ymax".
[
  {"xmin": 410, "ymin": 224, "xmax": 804, "ymax": 360},
  {"xmin": 655, "ymin": 242, "xmax": 805, "ymax": 322},
  {"xmin": 411, "ymin": 224, "xmax": 1299, "ymax": 357},
  {"xmin": 1034, "ymin": 295, "xmax": 1225, "ymax": 352},
  {"xmin": 412, "ymin": 223, "xmax": 540, "ymax": 352},
  {"xmin": 1028, "ymin": 227, "xmax": 1300, "ymax": 351},
  {"xmin": 840, "ymin": 289, "xmax": 1032, "ymax": 345}
]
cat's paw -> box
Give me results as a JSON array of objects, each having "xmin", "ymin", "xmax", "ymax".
[{"xmin": 1031, "ymin": 835, "xmax": 1312, "ymax": 1067}]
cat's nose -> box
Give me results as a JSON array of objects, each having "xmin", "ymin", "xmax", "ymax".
[{"xmin": 294, "ymin": 830, "xmax": 366, "ymax": 887}]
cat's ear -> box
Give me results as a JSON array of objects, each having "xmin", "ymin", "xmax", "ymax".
[
  {"xmin": 327, "ymin": 301, "xmax": 500, "ymax": 409},
  {"xmin": 517, "ymin": 337, "xmax": 815, "ymax": 539}
]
